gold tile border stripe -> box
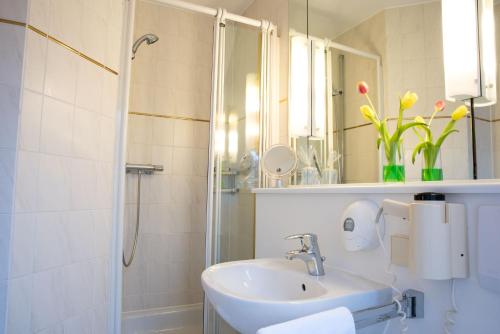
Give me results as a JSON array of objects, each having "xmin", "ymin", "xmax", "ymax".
[
  {"xmin": 0, "ymin": 18, "xmax": 118, "ymax": 75},
  {"xmin": 0, "ymin": 18, "xmax": 26, "ymax": 27},
  {"xmin": 129, "ymin": 111, "xmax": 210, "ymax": 123},
  {"xmin": 341, "ymin": 114, "xmax": 497, "ymax": 132}
]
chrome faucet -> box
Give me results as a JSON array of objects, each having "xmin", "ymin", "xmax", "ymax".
[{"xmin": 285, "ymin": 233, "xmax": 325, "ymax": 276}]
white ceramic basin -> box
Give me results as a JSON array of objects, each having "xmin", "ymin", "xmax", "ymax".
[{"xmin": 202, "ymin": 258, "xmax": 391, "ymax": 334}]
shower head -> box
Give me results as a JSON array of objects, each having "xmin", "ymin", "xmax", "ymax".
[{"xmin": 131, "ymin": 33, "xmax": 159, "ymax": 59}]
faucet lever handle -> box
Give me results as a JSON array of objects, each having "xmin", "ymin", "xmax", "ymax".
[{"xmin": 284, "ymin": 233, "xmax": 319, "ymax": 249}]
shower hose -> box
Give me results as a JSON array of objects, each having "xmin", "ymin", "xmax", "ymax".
[{"xmin": 123, "ymin": 172, "xmax": 142, "ymax": 267}]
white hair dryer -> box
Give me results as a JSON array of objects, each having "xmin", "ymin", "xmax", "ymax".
[{"xmin": 382, "ymin": 193, "xmax": 468, "ymax": 280}]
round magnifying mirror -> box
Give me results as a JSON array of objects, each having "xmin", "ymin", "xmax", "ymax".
[{"xmin": 261, "ymin": 145, "xmax": 297, "ymax": 187}]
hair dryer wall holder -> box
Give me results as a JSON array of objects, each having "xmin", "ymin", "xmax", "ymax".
[{"xmin": 382, "ymin": 192, "xmax": 468, "ymax": 280}]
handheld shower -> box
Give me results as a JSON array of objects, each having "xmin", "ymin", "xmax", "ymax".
[{"xmin": 131, "ymin": 33, "xmax": 159, "ymax": 60}]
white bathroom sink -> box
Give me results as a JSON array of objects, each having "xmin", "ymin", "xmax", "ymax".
[{"xmin": 201, "ymin": 258, "xmax": 392, "ymax": 334}]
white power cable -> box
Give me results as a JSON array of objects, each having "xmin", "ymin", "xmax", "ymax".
[
  {"xmin": 444, "ymin": 279, "xmax": 458, "ymax": 334},
  {"xmin": 375, "ymin": 208, "xmax": 408, "ymax": 334}
]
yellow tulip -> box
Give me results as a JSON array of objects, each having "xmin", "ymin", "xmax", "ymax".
[
  {"xmin": 414, "ymin": 116, "xmax": 426, "ymax": 124},
  {"xmin": 360, "ymin": 105, "xmax": 376, "ymax": 122},
  {"xmin": 401, "ymin": 91, "xmax": 418, "ymax": 110},
  {"xmin": 451, "ymin": 105, "xmax": 468, "ymax": 121}
]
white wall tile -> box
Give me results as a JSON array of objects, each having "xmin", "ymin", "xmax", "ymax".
[
  {"xmin": 37, "ymin": 154, "xmax": 72, "ymax": 211},
  {"xmin": 99, "ymin": 116, "xmax": 116, "ymax": 162},
  {"xmin": 44, "ymin": 42, "xmax": 79, "ymax": 104},
  {"xmin": 37, "ymin": 324, "xmax": 63, "ymax": 334},
  {"xmin": 66, "ymin": 211, "xmax": 95, "ymax": 262},
  {"xmin": 9, "ymin": 214, "xmax": 36, "ymax": 278},
  {"xmin": 0, "ymin": 0, "xmax": 28, "ymax": 22},
  {"xmin": 0, "ymin": 149, "xmax": 16, "ymax": 213},
  {"xmin": 62, "ymin": 312, "xmax": 92, "ymax": 334},
  {"xmin": 5, "ymin": 275, "xmax": 32, "ymax": 334},
  {"xmin": 101, "ymin": 74, "xmax": 119, "ymax": 119},
  {"xmin": 173, "ymin": 120, "xmax": 195, "ymax": 148},
  {"xmin": 105, "ymin": 23, "xmax": 123, "ymax": 72},
  {"xmin": 0, "ymin": 279, "xmax": 6, "ymax": 331},
  {"xmin": 128, "ymin": 115, "xmax": 152, "ymax": 145},
  {"xmin": 0, "ymin": 25, "xmax": 25, "ymax": 88},
  {"xmin": 70, "ymin": 159, "xmax": 98, "ymax": 210},
  {"xmin": 72, "ymin": 108, "xmax": 100, "ymax": 160},
  {"xmin": 19, "ymin": 89, "xmax": 43, "ymax": 151},
  {"xmin": 32, "ymin": 268, "xmax": 65, "ymax": 332},
  {"xmin": 62, "ymin": 261, "xmax": 93, "ymax": 319},
  {"xmin": 91, "ymin": 301, "xmax": 108, "ymax": 334},
  {"xmin": 75, "ymin": 61, "xmax": 103, "ymax": 114},
  {"xmin": 0, "ymin": 215, "xmax": 11, "ymax": 281},
  {"xmin": 14, "ymin": 150, "xmax": 39, "ymax": 213},
  {"xmin": 40, "ymin": 97, "xmax": 74, "ymax": 156},
  {"xmin": 94, "ymin": 210, "xmax": 112, "ymax": 257},
  {"xmin": 152, "ymin": 118, "xmax": 174, "ymax": 146},
  {"xmin": 81, "ymin": 6, "xmax": 107, "ymax": 63},
  {"xmin": 146, "ymin": 260, "xmax": 169, "ymax": 294},
  {"xmin": 34, "ymin": 212, "xmax": 70, "ymax": 272},
  {"xmin": 172, "ymin": 148, "xmax": 194, "ymax": 176},
  {"xmin": 23, "ymin": 30, "xmax": 48, "ymax": 94},
  {"xmin": 95, "ymin": 162, "xmax": 114, "ymax": 209},
  {"xmin": 168, "ymin": 262, "xmax": 190, "ymax": 292},
  {"xmin": 28, "ymin": 0, "xmax": 50, "ymax": 31},
  {"xmin": 6, "ymin": 0, "xmax": 125, "ymax": 331},
  {"xmin": 0, "ymin": 84, "xmax": 21, "ymax": 150},
  {"xmin": 48, "ymin": 0, "xmax": 83, "ymax": 50}
]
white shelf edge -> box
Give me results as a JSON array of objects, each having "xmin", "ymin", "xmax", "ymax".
[{"xmin": 253, "ymin": 180, "xmax": 500, "ymax": 194}]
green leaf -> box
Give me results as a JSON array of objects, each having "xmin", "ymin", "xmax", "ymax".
[
  {"xmin": 435, "ymin": 129, "xmax": 459, "ymax": 149},
  {"xmin": 399, "ymin": 121, "xmax": 429, "ymax": 135},
  {"xmin": 412, "ymin": 142, "xmax": 427, "ymax": 164},
  {"xmin": 376, "ymin": 137, "xmax": 382, "ymax": 149}
]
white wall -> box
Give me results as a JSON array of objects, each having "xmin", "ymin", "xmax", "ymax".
[
  {"xmin": 256, "ymin": 190, "xmax": 500, "ymax": 333},
  {"xmin": 2, "ymin": 0, "xmax": 124, "ymax": 333}
]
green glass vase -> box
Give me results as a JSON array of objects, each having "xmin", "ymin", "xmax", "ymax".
[
  {"xmin": 422, "ymin": 168, "xmax": 443, "ymax": 181},
  {"xmin": 382, "ymin": 143, "xmax": 405, "ymax": 183},
  {"xmin": 421, "ymin": 149, "xmax": 443, "ymax": 181},
  {"xmin": 383, "ymin": 165, "xmax": 405, "ymax": 182}
]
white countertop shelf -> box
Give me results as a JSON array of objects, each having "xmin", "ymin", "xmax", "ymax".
[{"xmin": 253, "ymin": 180, "xmax": 500, "ymax": 194}]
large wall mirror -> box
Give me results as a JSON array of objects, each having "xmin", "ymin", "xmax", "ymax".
[{"xmin": 288, "ymin": 0, "xmax": 500, "ymax": 185}]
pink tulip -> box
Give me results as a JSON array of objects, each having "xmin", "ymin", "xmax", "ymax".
[
  {"xmin": 357, "ymin": 81, "xmax": 369, "ymax": 95},
  {"xmin": 434, "ymin": 100, "xmax": 445, "ymax": 112}
]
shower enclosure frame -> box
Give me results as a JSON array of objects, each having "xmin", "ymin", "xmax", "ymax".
[{"xmin": 110, "ymin": 0, "xmax": 279, "ymax": 333}]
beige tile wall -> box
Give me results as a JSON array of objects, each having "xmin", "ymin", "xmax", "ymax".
[
  {"xmin": 3, "ymin": 0, "xmax": 124, "ymax": 333},
  {"xmin": 122, "ymin": 0, "xmax": 212, "ymax": 312}
]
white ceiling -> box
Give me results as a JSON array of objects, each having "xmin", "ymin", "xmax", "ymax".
[
  {"xmin": 308, "ymin": 0, "xmax": 439, "ymax": 36},
  {"xmin": 183, "ymin": 0, "xmax": 255, "ymax": 14}
]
